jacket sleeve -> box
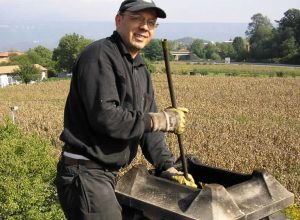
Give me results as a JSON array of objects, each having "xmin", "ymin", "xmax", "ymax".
[
  {"xmin": 140, "ymin": 131, "xmax": 175, "ymax": 172},
  {"xmin": 139, "ymin": 92, "xmax": 175, "ymax": 172},
  {"xmin": 75, "ymin": 47, "xmax": 152, "ymax": 141}
]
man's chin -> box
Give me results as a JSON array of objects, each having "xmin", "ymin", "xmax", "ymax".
[
  {"xmin": 135, "ymin": 44, "xmax": 146, "ymax": 50},
  {"xmin": 133, "ymin": 40, "xmax": 148, "ymax": 49},
  {"xmin": 128, "ymin": 42, "xmax": 148, "ymax": 55}
]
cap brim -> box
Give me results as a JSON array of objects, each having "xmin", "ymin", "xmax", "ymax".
[{"xmin": 126, "ymin": 6, "xmax": 166, "ymax": 18}]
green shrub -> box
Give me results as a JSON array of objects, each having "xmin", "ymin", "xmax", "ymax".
[
  {"xmin": 0, "ymin": 121, "xmax": 64, "ymax": 220},
  {"xmin": 143, "ymin": 57, "xmax": 156, "ymax": 74},
  {"xmin": 276, "ymin": 71, "xmax": 285, "ymax": 77},
  {"xmin": 200, "ymin": 70, "xmax": 209, "ymax": 76},
  {"xmin": 225, "ymin": 72, "xmax": 238, "ymax": 77}
]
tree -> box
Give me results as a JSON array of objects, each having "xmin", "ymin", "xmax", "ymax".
[
  {"xmin": 246, "ymin": 13, "xmax": 274, "ymax": 60},
  {"xmin": 210, "ymin": 52, "xmax": 221, "ymax": 61},
  {"xmin": 277, "ymin": 9, "xmax": 300, "ymax": 45},
  {"xmin": 53, "ymin": 33, "xmax": 92, "ymax": 72},
  {"xmin": 27, "ymin": 46, "xmax": 57, "ymax": 74},
  {"xmin": 9, "ymin": 54, "xmax": 32, "ymax": 65},
  {"xmin": 280, "ymin": 35, "xmax": 298, "ymax": 63},
  {"xmin": 13, "ymin": 64, "xmax": 40, "ymax": 84},
  {"xmin": 8, "ymin": 46, "xmax": 57, "ymax": 75},
  {"xmin": 189, "ymin": 39, "xmax": 206, "ymax": 59},
  {"xmin": 232, "ymin": 37, "xmax": 247, "ymax": 61},
  {"xmin": 276, "ymin": 9, "xmax": 300, "ymax": 64},
  {"xmin": 143, "ymin": 39, "xmax": 163, "ymax": 61},
  {"xmin": 246, "ymin": 13, "xmax": 274, "ymax": 43},
  {"xmin": 143, "ymin": 56, "xmax": 156, "ymax": 74},
  {"xmin": 205, "ymin": 43, "xmax": 218, "ymax": 59},
  {"xmin": 27, "ymin": 46, "xmax": 53, "ymax": 65},
  {"xmin": 217, "ymin": 42, "xmax": 236, "ymax": 60}
]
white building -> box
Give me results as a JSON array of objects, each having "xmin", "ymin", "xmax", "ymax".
[
  {"xmin": 0, "ymin": 64, "xmax": 47, "ymax": 88},
  {"xmin": 0, "ymin": 74, "xmax": 9, "ymax": 88}
]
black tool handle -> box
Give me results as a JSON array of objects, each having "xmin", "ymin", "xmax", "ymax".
[{"xmin": 162, "ymin": 39, "xmax": 189, "ymax": 180}]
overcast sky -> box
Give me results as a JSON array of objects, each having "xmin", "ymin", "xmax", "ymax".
[{"xmin": 0, "ymin": 0, "xmax": 299, "ymax": 23}]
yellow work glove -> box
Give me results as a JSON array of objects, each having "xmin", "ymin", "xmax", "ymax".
[
  {"xmin": 161, "ymin": 167, "xmax": 197, "ymax": 188},
  {"xmin": 149, "ymin": 107, "xmax": 188, "ymax": 134}
]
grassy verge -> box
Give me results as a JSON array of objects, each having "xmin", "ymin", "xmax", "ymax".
[{"xmin": 154, "ymin": 62, "xmax": 300, "ymax": 77}]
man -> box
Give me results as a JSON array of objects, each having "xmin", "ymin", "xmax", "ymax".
[{"xmin": 55, "ymin": 0, "xmax": 196, "ymax": 219}]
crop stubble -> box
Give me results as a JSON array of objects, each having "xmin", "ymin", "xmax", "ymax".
[{"xmin": 0, "ymin": 76, "xmax": 299, "ymax": 205}]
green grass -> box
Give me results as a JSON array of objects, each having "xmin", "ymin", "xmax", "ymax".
[{"xmin": 154, "ymin": 62, "xmax": 300, "ymax": 78}]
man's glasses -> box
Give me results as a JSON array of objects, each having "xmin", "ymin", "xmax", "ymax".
[{"xmin": 121, "ymin": 13, "xmax": 159, "ymax": 30}]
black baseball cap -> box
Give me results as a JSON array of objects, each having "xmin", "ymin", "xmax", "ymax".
[{"xmin": 119, "ymin": 0, "xmax": 166, "ymax": 18}]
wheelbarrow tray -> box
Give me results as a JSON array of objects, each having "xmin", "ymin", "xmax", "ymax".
[{"xmin": 115, "ymin": 155, "xmax": 294, "ymax": 220}]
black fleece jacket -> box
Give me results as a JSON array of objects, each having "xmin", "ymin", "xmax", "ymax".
[{"xmin": 60, "ymin": 31, "xmax": 174, "ymax": 172}]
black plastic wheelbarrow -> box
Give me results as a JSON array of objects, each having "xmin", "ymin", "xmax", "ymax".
[{"xmin": 116, "ymin": 155, "xmax": 294, "ymax": 220}]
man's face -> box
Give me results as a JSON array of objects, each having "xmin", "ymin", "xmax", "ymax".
[{"xmin": 116, "ymin": 9, "xmax": 158, "ymax": 58}]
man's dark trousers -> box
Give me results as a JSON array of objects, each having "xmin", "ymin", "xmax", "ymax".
[{"xmin": 55, "ymin": 158, "xmax": 122, "ymax": 220}]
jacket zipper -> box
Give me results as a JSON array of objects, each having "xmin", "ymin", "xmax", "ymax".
[{"xmin": 130, "ymin": 64, "xmax": 137, "ymax": 110}]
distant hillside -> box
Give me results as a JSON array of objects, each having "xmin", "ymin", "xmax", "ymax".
[
  {"xmin": 0, "ymin": 21, "xmax": 248, "ymax": 52},
  {"xmin": 174, "ymin": 37, "xmax": 212, "ymax": 48},
  {"xmin": 174, "ymin": 37, "xmax": 195, "ymax": 47},
  {"xmin": 157, "ymin": 22, "xmax": 247, "ymax": 42}
]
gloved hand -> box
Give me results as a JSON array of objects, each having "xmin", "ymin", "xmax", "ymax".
[
  {"xmin": 160, "ymin": 167, "xmax": 197, "ymax": 188},
  {"xmin": 149, "ymin": 107, "xmax": 188, "ymax": 134}
]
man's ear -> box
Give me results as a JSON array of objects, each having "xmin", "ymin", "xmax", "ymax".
[{"xmin": 115, "ymin": 14, "xmax": 122, "ymax": 28}]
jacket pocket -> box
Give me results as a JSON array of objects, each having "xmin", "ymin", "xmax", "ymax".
[{"xmin": 54, "ymin": 161, "xmax": 79, "ymax": 188}]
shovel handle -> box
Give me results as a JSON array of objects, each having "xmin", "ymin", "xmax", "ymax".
[{"xmin": 162, "ymin": 39, "xmax": 189, "ymax": 180}]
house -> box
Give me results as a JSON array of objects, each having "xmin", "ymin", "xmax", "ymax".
[
  {"xmin": 171, "ymin": 49, "xmax": 191, "ymax": 61},
  {"xmin": 170, "ymin": 49, "xmax": 200, "ymax": 61},
  {"xmin": 0, "ymin": 64, "xmax": 47, "ymax": 87},
  {"xmin": 0, "ymin": 51, "xmax": 23, "ymax": 63},
  {"xmin": 0, "ymin": 52, "xmax": 9, "ymax": 63},
  {"xmin": 33, "ymin": 64, "xmax": 48, "ymax": 80},
  {"xmin": 0, "ymin": 75, "xmax": 9, "ymax": 88}
]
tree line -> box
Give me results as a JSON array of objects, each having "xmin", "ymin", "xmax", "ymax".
[
  {"xmin": 144, "ymin": 9, "xmax": 300, "ymax": 64},
  {"xmin": 1, "ymin": 34, "xmax": 93, "ymax": 82},
  {"xmin": 1, "ymin": 8, "xmax": 299, "ymax": 82}
]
